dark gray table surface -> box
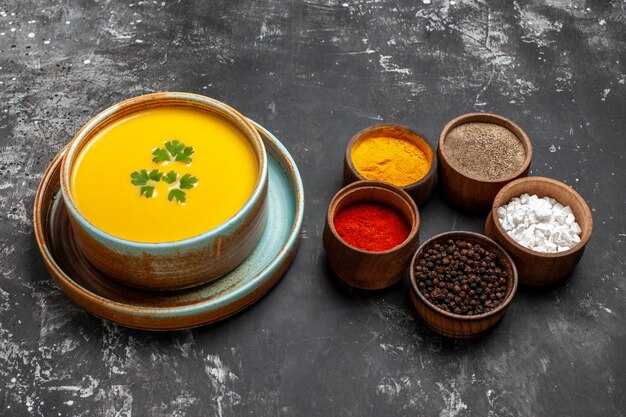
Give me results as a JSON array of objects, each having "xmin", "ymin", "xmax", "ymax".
[{"xmin": 1, "ymin": 1, "xmax": 624, "ymax": 416}]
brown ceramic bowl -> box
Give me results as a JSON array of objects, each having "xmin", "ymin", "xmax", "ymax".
[
  {"xmin": 437, "ymin": 113, "xmax": 532, "ymax": 212},
  {"xmin": 59, "ymin": 92, "xmax": 268, "ymax": 291},
  {"xmin": 344, "ymin": 124, "xmax": 437, "ymax": 206},
  {"xmin": 409, "ymin": 231, "xmax": 518, "ymax": 338},
  {"xmin": 323, "ymin": 180, "xmax": 421, "ymax": 290},
  {"xmin": 485, "ymin": 176, "xmax": 593, "ymax": 286}
]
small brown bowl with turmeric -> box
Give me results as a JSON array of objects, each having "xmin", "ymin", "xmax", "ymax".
[{"xmin": 344, "ymin": 124, "xmax": 437, "ymax": 206}]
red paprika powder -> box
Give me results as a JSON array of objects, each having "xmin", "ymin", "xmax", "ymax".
[{"xmin": 333, "ymin": 202, "xmax": 410, "ymax": 251}]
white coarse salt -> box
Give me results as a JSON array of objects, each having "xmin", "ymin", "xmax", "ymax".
[{"xmin": 497, "ymin": 193, "xmax": 582, "ymax": 253}]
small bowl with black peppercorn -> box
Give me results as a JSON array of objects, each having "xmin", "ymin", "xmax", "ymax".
[
  {"xmin": 409, "ymin": 231, "xmax": 518, "ymax": 338},
  {"xmin": 323, "ymin": 180, "xmax": 421, "ymax": 290}
]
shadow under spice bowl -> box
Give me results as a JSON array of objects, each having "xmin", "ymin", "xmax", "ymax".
[{"xmin": 409, "ymin": 231, "xmax": 518, "ymax": 338}]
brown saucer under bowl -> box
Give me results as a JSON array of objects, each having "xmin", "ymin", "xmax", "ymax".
[
  {"xmin": 323, "ymin": 180, "xmax": 421, "ymax": 290},
  {"xmin": 409, "ymin": 231, "xmax": 518, "ymax": 338},
  {"xmin": 437, "ymin": 113, "xmax": 532, "ymax": 212},
  {"xmin": 485, "ymin": 176, "xmax": 593, "ymax": 286},
  {"xmin": 343, "ymin": 124, "xmax": 437, "ymax": 207},
  {"xmin": 31, "ymin": 120, "xmax": 305, "ymax": 330}
]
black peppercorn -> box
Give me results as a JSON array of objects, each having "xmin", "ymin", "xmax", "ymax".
[{"xmin": 414, "ymin": 239, "xmax": 509, "ymax": 315}]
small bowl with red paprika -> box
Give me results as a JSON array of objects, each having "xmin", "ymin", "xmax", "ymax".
[
  {"xmin": 323, "ymin": 180, "xmax": 421, "ymax": 290},
  {"xmin": 408, "ymin": 231, "xmax": 518, "ymax": 338}
]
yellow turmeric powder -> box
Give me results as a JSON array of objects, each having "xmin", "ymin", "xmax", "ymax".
[{"xmin": 351, "ymin": 136, "xmax": 430, "ymax": 186}]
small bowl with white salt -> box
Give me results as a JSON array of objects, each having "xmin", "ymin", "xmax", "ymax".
[{"xmin": 485, "ymin": 176, "xmax": 593, "ymax": 286}]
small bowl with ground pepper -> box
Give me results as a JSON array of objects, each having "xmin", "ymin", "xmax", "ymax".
[
  {"xmin": 438, "ymin": 113, "xmax": 532, "ymax": 212},
  {"xmin": 344, "ymin": 124, "xmax": 437, "ymax": 206},
  {"xmin": 409, "ymin": 231, "xmax": 518, "ymax": 338},
  {"xmin": 485, "ymin": 176, "xmax": 593, "ymax": 286},
  {"xmin": 323, "ymin": 180, "xmax": 421, "ymax": 290}
]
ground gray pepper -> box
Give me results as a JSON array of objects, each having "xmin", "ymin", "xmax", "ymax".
[
  {"xmin": 414, "ymin": 239, "xmax": 509, "ymax": 315},
  {"xmin": 444, "ymin": 122, "xmax": 526, "ymax": 181}
]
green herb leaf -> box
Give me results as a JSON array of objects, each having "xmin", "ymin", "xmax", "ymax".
[
  {"xmin": 152, "ymin": 140, "xmax": 195, "ymax": 165},
  {"xmin": 168, "ymin": 188, "xmax": 186, "ymax": 203},
  {"xmin": 140, "ymin": 185, "xmax": 155, "ymax": 198},
  {"xmin": 179, "ymin": 173, "xmax": 198, "ymax": 190},
  {"xmin": 165, "ymin": 140, "xmax": 185, "ymax": 158},
  {"xmin": 130, "ymin": 169, "xmax": 150, "ymax": 186},
  {"xmin": 162, "ymin": 170, "xmax": 178, "ymax": 184},
  {"xmin": 175, "ymin": 146, "xmax": 195, "ymax": 164},
  {"xmin": 131, "ymin": 169, "xmax": 161, "ymax": 198},
  {"xmin": 148, "ymin": 169, "xmax": 163, "ymax": 182},
  {"xmin": 152, "ymin": 147, "xmax": 170, "ymax": 164},
  {"xmin": 133, "ymin": 140, "xmax": 197, "ymax": 203}
]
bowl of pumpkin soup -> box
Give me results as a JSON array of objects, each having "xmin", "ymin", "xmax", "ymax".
[{"xmin": 60, "ymin": 92, "xmax": 268, "ymax": 290}]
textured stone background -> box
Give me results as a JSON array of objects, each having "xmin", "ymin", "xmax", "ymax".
[{"xmin": 0, "ymin": 0, "xmax": 624, "ymax": 416}]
